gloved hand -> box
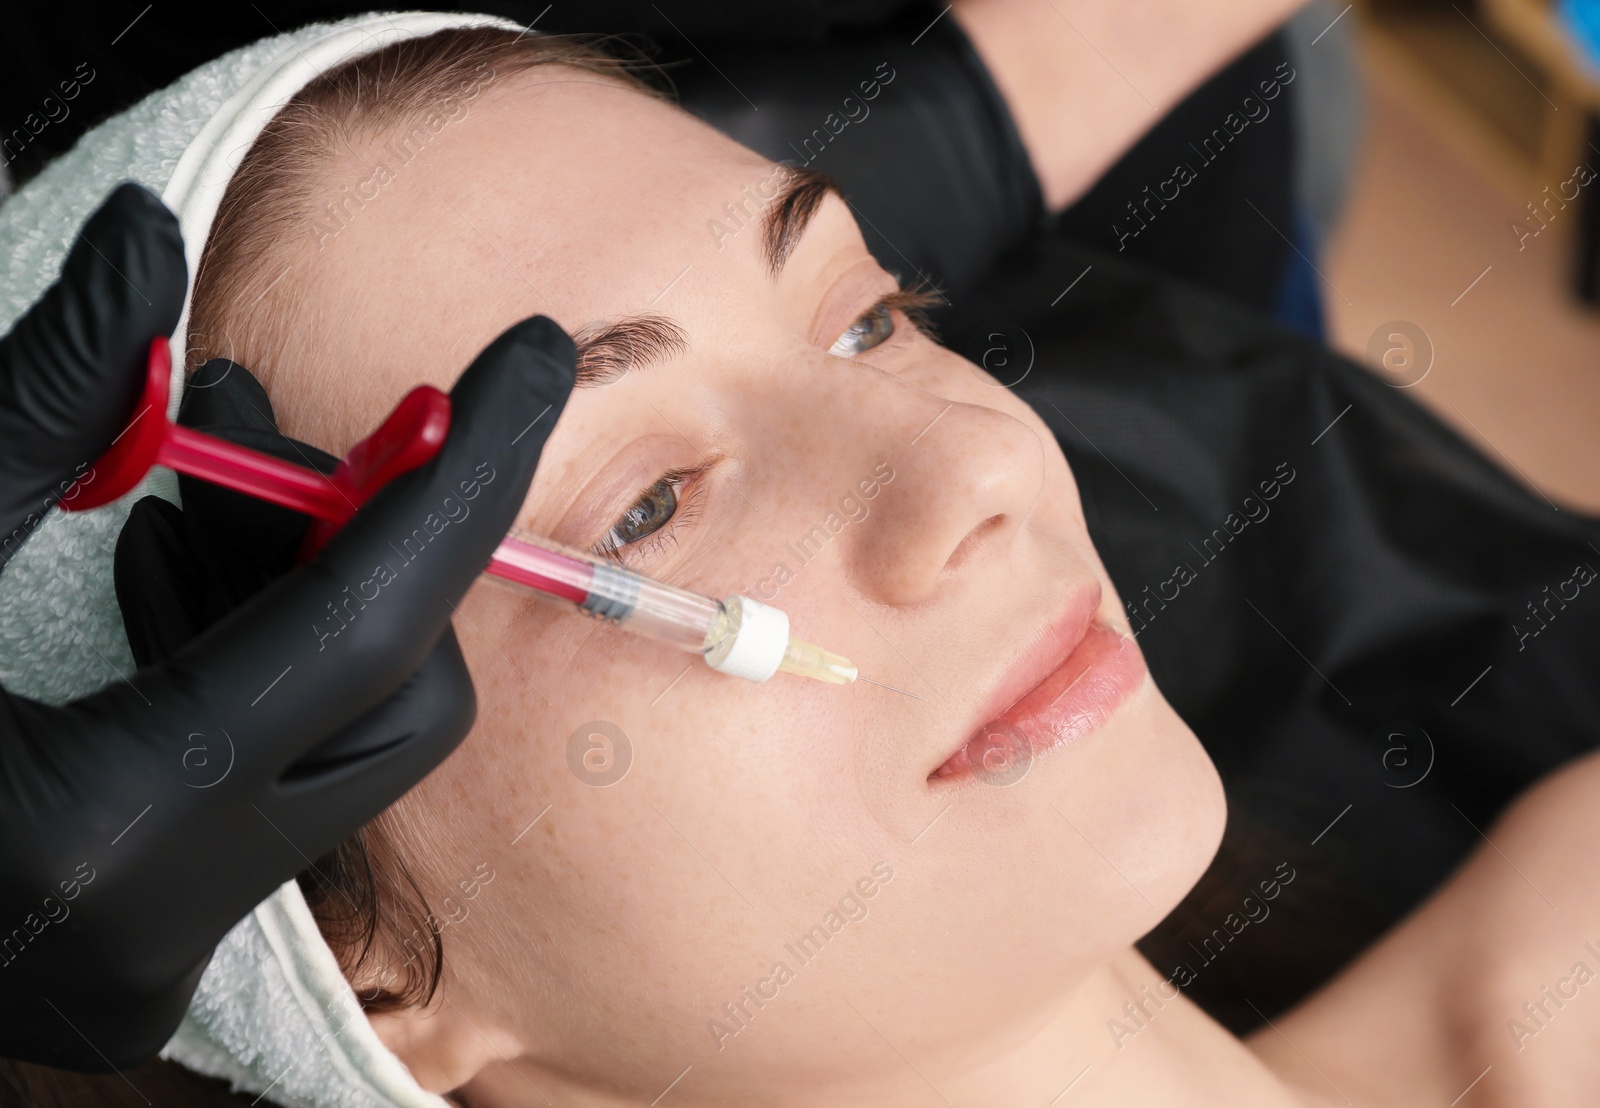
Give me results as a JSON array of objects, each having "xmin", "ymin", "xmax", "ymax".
[
  {"xmin": 0, "ymin": 182, "xmax": 577, "ymax": 1070},
  {"xmin": 674, "ymin": 1, "xmax": 1045, "ymax": 306}
]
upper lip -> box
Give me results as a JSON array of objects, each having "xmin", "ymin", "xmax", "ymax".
[{"xmin": 929, "ymin": 578, "xmax": 1103, "ymax": 775}]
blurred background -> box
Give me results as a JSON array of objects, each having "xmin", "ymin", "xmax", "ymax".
[{"xmin": 1324, "ymin": 0, "xmax": 1600, "ymax": 515}]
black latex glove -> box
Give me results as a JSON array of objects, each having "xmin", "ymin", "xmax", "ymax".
[
  {"xmin": 0, "ymin": 183, "xmax": 183, "ymax": 567},
  {"xmin": 674, "ymin": 2, "xmax": 1045, "ymax": 306},
  {"xmin": 0, "ymin": 182, "xmax": 577, "ymax": 1070}
]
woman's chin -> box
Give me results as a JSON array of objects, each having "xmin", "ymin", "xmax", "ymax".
[{"xmin": 1034, "ymin": 674, "xmax": 1228, "ymax": 925}]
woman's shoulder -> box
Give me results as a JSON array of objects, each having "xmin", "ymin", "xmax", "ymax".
[{"xmin": 1245, "ymin": 749, "xmax": 1600, "ymax": 1107}]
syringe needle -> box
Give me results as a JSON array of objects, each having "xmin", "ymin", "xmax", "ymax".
[
  {"xmin": 854, "ymin": 675, "xmax": 924, "ymax": 699},
  {"xmin": 777, "ymin": 637, "xmax": 857, "ymax": 684}
]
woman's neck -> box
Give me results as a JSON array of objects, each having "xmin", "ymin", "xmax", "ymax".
[
  {"xmin": 472, "ymin": 947, "xmax": 1315, "ymax": 1107},
  {"xmin": 897, "ymin": 947, "xmax": 1313, "ymax": 1108}
]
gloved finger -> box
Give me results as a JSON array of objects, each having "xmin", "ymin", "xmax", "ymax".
[
  {"xmin": 101, "ymin": 314, "xmax": 575, "ymax": 780},
  {"xmin": 172, "ymin": 357, "xmax": 338, "ymax": 578},
  {"xmin": 0, "ymin": 182, "xmax": 187, "ymax": 550},
  {"xmin": 113, "ymin": 361, "xmax": 339, "ymax": 662},
  {"xmin": 177, "ymin": 356, "xmax": 312, "ymax": 448},
  {"xmin": 267, "ymin": 626, "xmax": 477, "ymax": 848},
  {"xmin": 116, "ymin": 495, "xmax": 223, "ymax": 666}
]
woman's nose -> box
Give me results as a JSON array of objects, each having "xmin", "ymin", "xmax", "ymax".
[{"xmin": 834, "ymin": 378, "xmax": 1048, "ymax": 608}]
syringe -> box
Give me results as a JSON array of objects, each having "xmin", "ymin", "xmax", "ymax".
[
  {"xmin": 68, "ymin": 337, "xmax": 857, "ymax": 685},
  {"xmin": 488, "ymin": 532, "xmax": 855, "ymax": 683}
]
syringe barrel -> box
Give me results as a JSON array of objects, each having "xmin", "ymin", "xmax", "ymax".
[
  {"xmin": 482, "ymin": 533, "xmax": 838, "ymax": 683},
  {"xmin": 485, "ymin": 532, "xmax": 721, "ymax": 655}
]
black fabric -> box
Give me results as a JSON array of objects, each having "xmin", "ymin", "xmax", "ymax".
[
  {"xmin": 1049, "ymin": 31, "xmax": 1299, "ymax": 314},
  {"xmin": 944, "ymin": 234, "xmax": 1600, "ymax": 1030}
]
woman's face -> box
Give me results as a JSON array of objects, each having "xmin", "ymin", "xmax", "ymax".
[{"xmin": 268, "ymin": 64, "xmax": 1225, "ymax": 1101}]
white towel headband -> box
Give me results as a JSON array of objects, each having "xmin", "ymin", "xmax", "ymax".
[{"xmin": 0, "ymin": 11, "xmax": 527, "ymax": 1107}]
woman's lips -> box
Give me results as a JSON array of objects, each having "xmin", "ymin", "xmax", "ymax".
[{"xmin": 930, "ymin": 618, "xmax": 1146, "ymax": 784}]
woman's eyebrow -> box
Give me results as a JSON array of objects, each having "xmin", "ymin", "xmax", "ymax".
[
  {"xmin": 762, "ymin": 166, "xmax": 839, "ymax": 278},
  {"xmin": 571, "ymin": 312, "xmax": 689, "ymax": 386},
  {"xmin": 565, "ymin": 168, "xmax": 835, "ymax": 387}
]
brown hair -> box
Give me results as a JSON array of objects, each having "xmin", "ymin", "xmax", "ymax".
[{"xmin": 1, "ymin": 26, "xmax": 660, "ymax": 1108}]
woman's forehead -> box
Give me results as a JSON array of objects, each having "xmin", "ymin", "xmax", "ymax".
[
  {"xmin": 436, "ymin": 70, "xmax": 778, "ymax": 303},
  {"xmin": 288, "ymin": 66, "xmax": 796, "ymax": 436}
]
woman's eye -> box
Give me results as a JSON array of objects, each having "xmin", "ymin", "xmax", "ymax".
[
  {"xmin": 600, "ymin": 477, "xmax": 679, "ymax": 552},
  {"xmin": 589, "ymin": 462, "xmax": 713, "ymax": 565},
  {"xmin": 828, "ymin": 300, "xmax": 897, "ymax": 358}
]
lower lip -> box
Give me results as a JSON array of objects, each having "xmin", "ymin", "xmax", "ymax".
[{"xmin": 930, "ymin": 623, "xmax": 1147, "ymax": 783}]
